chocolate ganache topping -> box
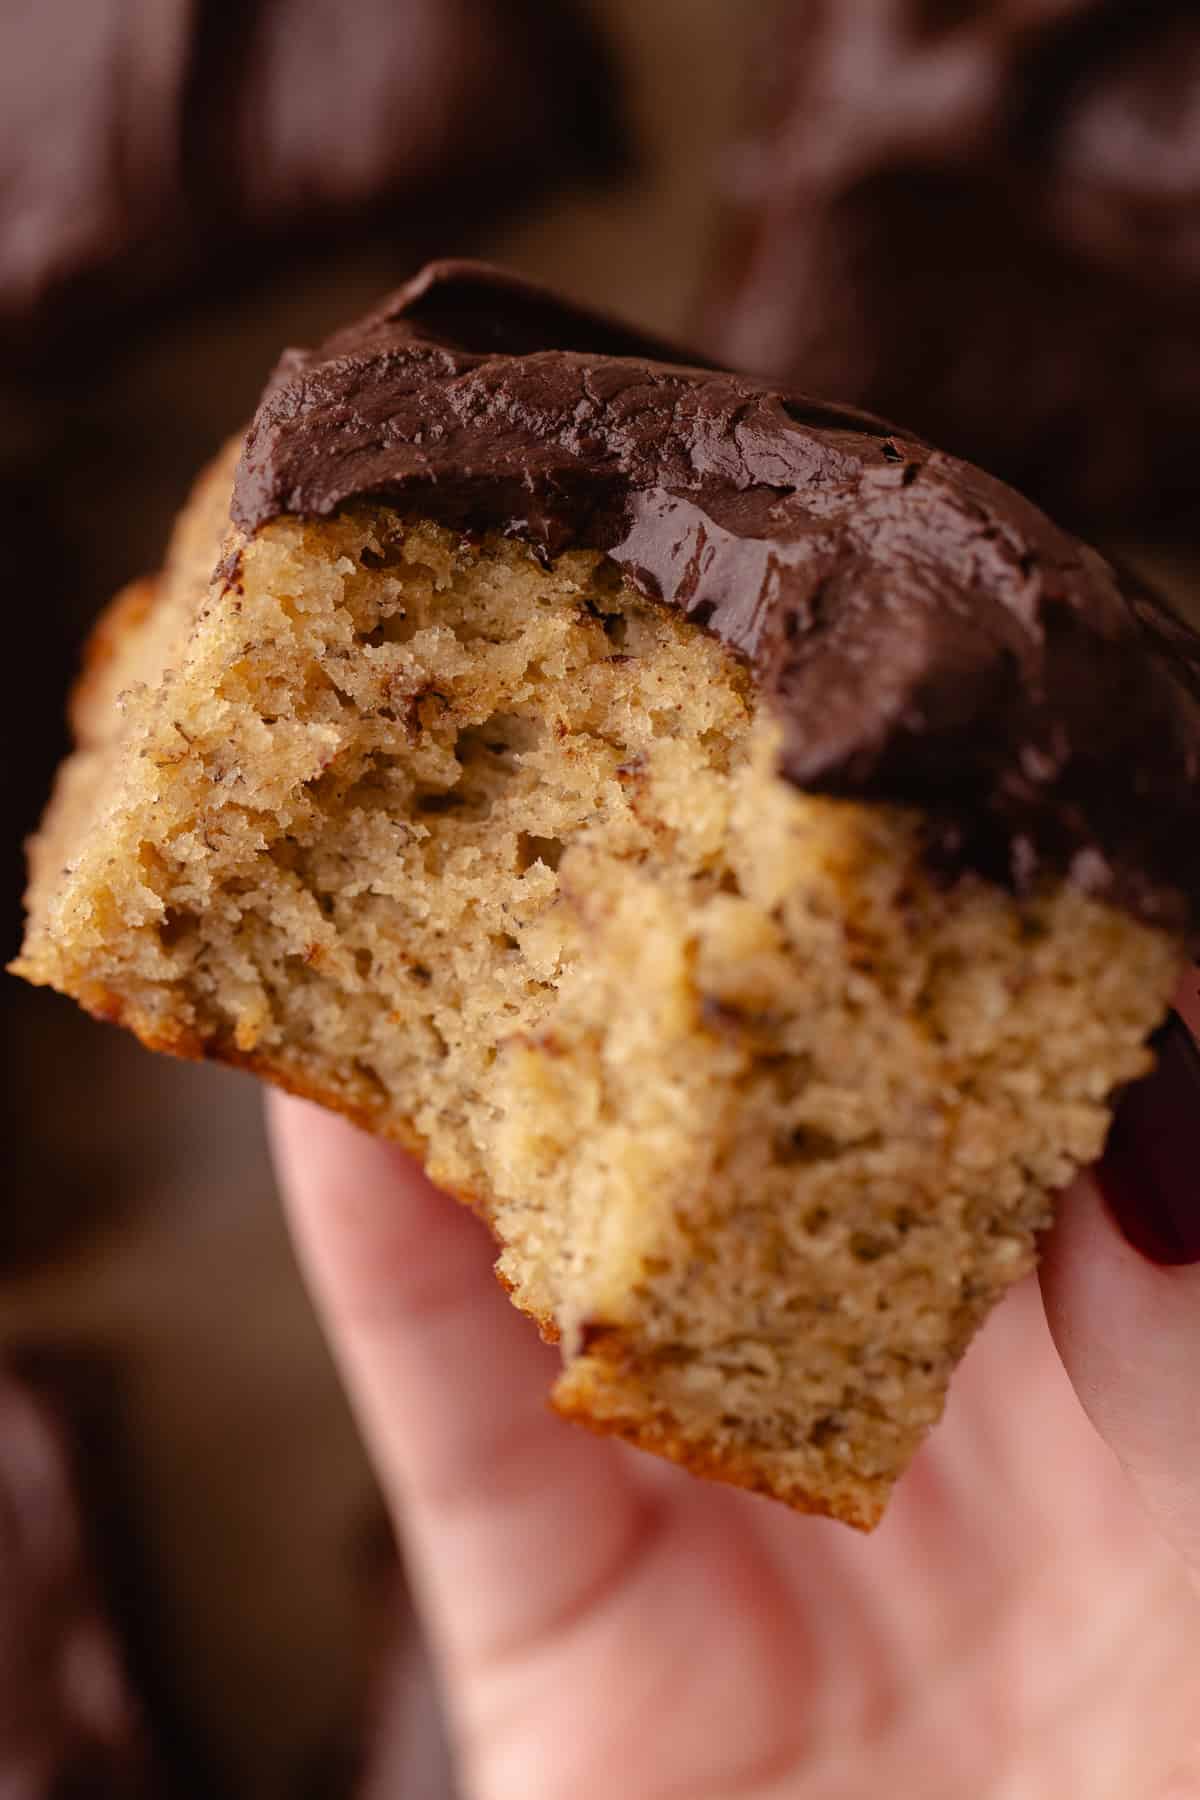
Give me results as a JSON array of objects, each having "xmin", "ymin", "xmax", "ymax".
[{"xmin": 234, "ymin": 261, "xmax": 1200, "ymax": 932}]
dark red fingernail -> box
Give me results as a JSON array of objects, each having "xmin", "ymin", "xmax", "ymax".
[{"xmin": 1097, "ymin": 1010, "xmax": 1200, "ymax": 1267}]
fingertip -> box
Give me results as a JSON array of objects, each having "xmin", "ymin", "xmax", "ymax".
[
  {"xmin": 1041, "ymin": 1172, "xmax": 1200, "ymax": 1574},
  {"xmin": 266, "ymin": 1087, "xmax": 420, "ymax": 1194},
  {"xmin": 1042, "ymin": 1009, "xmax": 1200, "ymax": 1394},
  {"xmin": 264, "ymin": 1088, "xmax": 494, "ymax": 1341},
  {"xmin": 1040, "ymin": 1173, "xmax": 1164, "ymax": 1407},
  {"xmin": 1093, "ymin": 1012, "xmax": 1200, "ymax": 1268}
]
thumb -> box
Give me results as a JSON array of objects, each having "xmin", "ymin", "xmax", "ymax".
[{"xmin": 1041, "ymin": 1007, "xmax": 1200, "ymax": 1577}]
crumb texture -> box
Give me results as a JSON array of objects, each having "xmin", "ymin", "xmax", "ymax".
[{"xmin": 17, "ymin": 465, "xmax": 1180, "ymax": 1524}]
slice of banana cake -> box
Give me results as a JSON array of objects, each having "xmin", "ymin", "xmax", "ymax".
[{"xmin": 16, "ymin": 262, "xmax": 1200, "ymax": 1526}]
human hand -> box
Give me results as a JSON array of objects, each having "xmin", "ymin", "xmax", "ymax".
[{"xmin": 268, "ymin": 1025, "xmax": 1200, "ymax": 1800}]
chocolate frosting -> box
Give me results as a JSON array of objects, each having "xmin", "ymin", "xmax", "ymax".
[{"xmin": 234, "ymin": 261, "xmax": 1200, "ymax": 933}]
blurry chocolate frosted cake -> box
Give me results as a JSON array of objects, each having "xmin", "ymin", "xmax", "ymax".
[
  {"xmin": 1, "ymin": 0, "xmax": 625, "ymax": 354},
  {"xmin": 704, "ymin": 0, "xmax": 1200, "ymax": 528},
  {"xmin": 0, "ymin": 1369, "xmax": 158, "ymax": 1798}
]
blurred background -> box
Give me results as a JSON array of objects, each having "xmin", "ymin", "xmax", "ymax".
[{"xmin": 3, "ymin": 2, "xmax": 1198, "ymax": 1794}]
